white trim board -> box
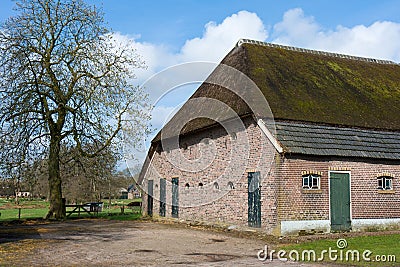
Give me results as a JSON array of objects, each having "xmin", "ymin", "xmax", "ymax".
[
  {"xmin": 281, "ymin": 220, "xmax": 330, "ymax": 235},
  {"xmin": 257, "ymin": 119, "xmax": 283, "ymax": 153}
]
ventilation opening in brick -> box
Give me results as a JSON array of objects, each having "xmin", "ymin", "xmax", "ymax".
[
  {"xmin": 228, "ymin": 181, "xmax": 234, "ymax": 189},
  {"xmin": 213, "ymin": 182, "xmax": 219, "ymax": 190}
]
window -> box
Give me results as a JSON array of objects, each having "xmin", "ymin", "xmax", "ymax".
[
  {"xmin": 185, "ymin": 183, "xmax": 190, "ymax": 189},
  {"xmin": 377, "ymin": 176, "xmax": 393, "ymax": 190},
  {"xmin": 302, "ymin": 174, "xmax": 320, "ymax": 190},
  {"xmin": 198, "ymin": 182, "xmax": 203, "ymax": 188}
]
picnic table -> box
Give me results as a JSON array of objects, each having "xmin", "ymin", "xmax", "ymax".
[{"xmin": 65, "ymin": 202, "xmax": 103, "ymax": 217}]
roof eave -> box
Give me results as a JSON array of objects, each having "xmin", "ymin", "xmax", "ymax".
[{"xmin": 257, "ymin": 119, "xmax": 285, "ymax": 154}]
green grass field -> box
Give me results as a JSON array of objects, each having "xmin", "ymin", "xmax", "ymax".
[
  {"xmin": 0, "ymin": 198, "xmax": 48, "ymax": 220},
  {"xmin": 279, "ymin": 234, "xmax": 399, "ymax": 266},
  {"xmin": 0, "ymin": 198, "xmax": 141, "ymax": 221}
]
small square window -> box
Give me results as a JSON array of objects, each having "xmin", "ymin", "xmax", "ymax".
[
  {"xmin": 302, "ymin": 174, "xmax": 320, "ymax": 190},
  {"xmin": 377, "ymin": 176, "xmax": 393, "ymax": 190}
]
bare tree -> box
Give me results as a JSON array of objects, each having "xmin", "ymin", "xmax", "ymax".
[
  {"xmin": 22, "ymin": 158, "xmax": 49, "ymax": 199},
  {"xmin": 60, "ymin": 143, "xmax": 119, "ymax": 203},
  {"xmin": 20, "ymin": 143, "xmax": 118, "ymax": 202},
  {"xmin": 0, "ymin": 0, "xmax": 149, "ymax": 218}
]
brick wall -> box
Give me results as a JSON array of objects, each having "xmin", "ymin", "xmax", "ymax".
[
  {"xmin": 277, "ymin": 156, "xmax": 400, "ymax": 222},
  {"xmin": 142, "ymin": 117, "xmax": 400, "ymax": 234},
  {"xmin": 142, "ymin": 116, "xmax": 279, "ymax": 233},
  {"xmin": 276, "ymin": 156, "xmax": 330, "ymax": 221}
]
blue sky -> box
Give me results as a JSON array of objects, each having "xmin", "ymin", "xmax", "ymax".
[
  {"xmin": 86, "ymin": 0, "xmax": 400, "ymax": 48},
  {"xmin": 2, "ymin": 1, "xmax": 400, "ymax": 51},
  {"xmin": 1, "ymin": 0, "xmax": 400, "ymax": 164},
  {"xmin": 101, "ymin": 0, "xmax": 400, "ymax": 47}
]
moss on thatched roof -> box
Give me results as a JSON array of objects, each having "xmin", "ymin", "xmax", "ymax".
[
  {"xmin": 153, "ymin": 40, "xmax": 400, "ymax": 143},
  {"xmin": 241, "ymin": 42, "xmax": 400, "ymax": 130}
]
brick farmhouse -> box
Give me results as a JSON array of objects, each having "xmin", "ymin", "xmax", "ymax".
[{"xmin": 139, "ymin": 39, "xmax": 400, "ymax": 235}]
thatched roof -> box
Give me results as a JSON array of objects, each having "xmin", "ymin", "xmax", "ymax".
[
  {"xmin": 153, "ymin": 39, "xmax": 400, "ymax": 143},
  {"xmin": 239, "ymin": 40, "xmax": 400, "ymax": 131}
]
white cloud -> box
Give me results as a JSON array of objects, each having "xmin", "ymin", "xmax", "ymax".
[
  {"xmin": 112, "ymin": 10, "xmax": 269, "ymax": 122},
  {"xmin": 111, "ymin": 32, "xmax": 176, "ymax": 79},
  {"xmin": 112, "ymin": 11, "xmax": 268, "ymax": 84},
  {"xmin": 272, "ymin": 8, "xmax": 400, "ymax": 62},
  {"xmin": 179, "ymin": 10, "xmax": 268, "ymax": 62},
  {"xmin": 273, "ymin": 8, "xmax": 321, "ymax": 46}
]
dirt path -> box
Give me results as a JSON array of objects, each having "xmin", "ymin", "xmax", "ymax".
[{"xmin": 0, "ymin": 219, "xmax": 324, "ymax": 266}]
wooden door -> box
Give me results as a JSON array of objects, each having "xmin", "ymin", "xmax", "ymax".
[
  {"xmin": 147, "ymin": 180, "xmax": 153, "ymax": 216},
  {"xmin": 159, "ymin": 178, "xmax": 166, "ymax": 217},
  {"xmin": 330, "ymin": 172, "xmax": 351, "ymax": 231},
  {"xmin": 171, "ymin": 178, "xmax": 179, "ymax": 218},
  {"xmin": 248, "ymin": 172, "xmax": 261, "ymax": 227}
]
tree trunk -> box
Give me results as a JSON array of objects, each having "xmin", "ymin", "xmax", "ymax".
[{"xmin": 46, "ymin": 136, "xmax": 64, "ymax": 219}]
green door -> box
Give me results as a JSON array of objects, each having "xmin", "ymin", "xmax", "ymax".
[
  {"xmin": 171, "ymin": 178, "xmax": 179, "ymax": 218},
  {"xmin": 159, "ymin": 178, "xmax": 166, "ymax": 217},
  {"xmin": 330, "ymin": 172, "xmax": 351, "ymax": 231},
  {"xmin": 147, "ymin": 180, "xmax": 153, "ymax": 216},
  {"xmin": 248, "ymin": 172, "xmax": 261, "ymax": 228}
]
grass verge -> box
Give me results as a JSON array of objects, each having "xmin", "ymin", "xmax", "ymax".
[{"xmin": 277, "ymin": 234, "xmax": 399, "ymax": 266}]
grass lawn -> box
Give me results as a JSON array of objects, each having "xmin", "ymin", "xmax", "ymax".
[
  {"xmin": 278, "ymin": 234, "xmax": 399, "ymax": 266},
  {"xmin": 0, "ymin": 198, "xmax": 142, "ymax": 221},
  {"xmin": 0, "ymin": 207, "xmax": 48, "ymax": 220},
  {"xmin": 0, "ymin": 198, "xmax": 49, "ymax": 220}
]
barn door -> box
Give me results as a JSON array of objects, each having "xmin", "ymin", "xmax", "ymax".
[
  {"xmin": 248, "ymin": 172, "xmax": 261, "ymax": 227},
  {"xmin": 330, "ymin": 172, "xmax": 351, "ymax": 231},
  {"xmin": 147, "ymin": 180, "xmax": 153, "ymax": 216},
  {"xmin": 159, "ymin": 178, "xmax": 166, "ymax": 217},
  {"xmin": 171, "ymin": 178, "xmax": 179, "ymax": 218}
]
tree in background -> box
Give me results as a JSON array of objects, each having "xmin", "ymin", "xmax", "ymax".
[
  {"xmin": 19, "ymin": 156, "xmax": 49, "ymax": 199},
  {"xmin": 19, "ymin": 144, "xmax": 137, "ymax": 204},
  {"xmin": 20, "ymin": 143, "xmax": 118, "ymax": 203},
  {"xmin": 60, "ymin": 144, "xmax": 118, "ymax": 203},
  {"xmin": 0, "ymin": 177, "xmax": 15, "ymax": 198},
  {"xmin": 0, "ymin": 0, "xmax": 150, "ymax": 218}
]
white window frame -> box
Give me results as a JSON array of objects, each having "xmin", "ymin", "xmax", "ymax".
[
  {"xmin": 302, "ymin": 174, "xmax": 321, "ymax": 190},
  {"xmin": 377, "ymin": 176, "xmax": 393, "ymax": 190}
]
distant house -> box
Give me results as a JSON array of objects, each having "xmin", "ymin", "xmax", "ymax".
[
  {"xmin": 127, "ymin": 184, "xmax": 141, "ymax": 199},
  {"xmin": 119, "ymin": 188, "xmax": 128, "ymax": 199},
  {"xmin": 139, "ymin": 39, "xmax": 400, "ymax": 235},
  {"xmin": 16, "ymin": 191, "xmax": 31, "ymax": 198}
]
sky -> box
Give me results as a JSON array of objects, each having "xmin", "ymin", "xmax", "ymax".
[{"xmin": 1, "ymin": 0, "xmax": 400, "ymax": 165}]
